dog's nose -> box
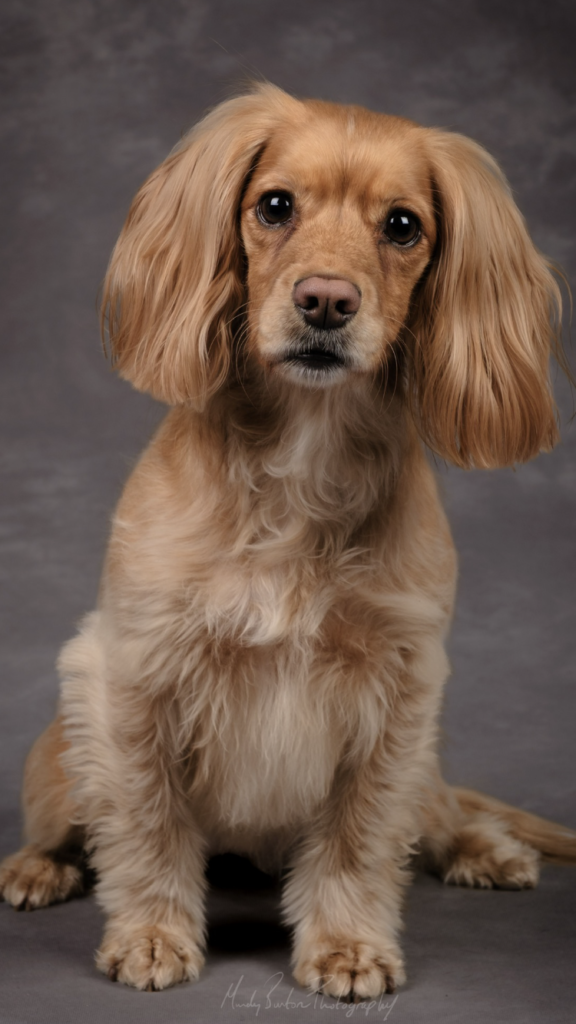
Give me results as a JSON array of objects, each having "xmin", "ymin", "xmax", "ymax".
[{"xmin": 293, "ymin": 276, "xmax": 361, "ymax": 329}]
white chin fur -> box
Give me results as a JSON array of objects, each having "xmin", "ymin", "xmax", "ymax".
[{"xmin": 275, "ymin": 361, "xmax": 350, "ymax": 388}]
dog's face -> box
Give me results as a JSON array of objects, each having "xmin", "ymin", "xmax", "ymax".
[
  {"xmin": 104, "ymin": 84, "xmax": 562, "ymax": 468},
  {"xmin": 241, "ymin": 108, "xmax": 436, "ymax": 387}
]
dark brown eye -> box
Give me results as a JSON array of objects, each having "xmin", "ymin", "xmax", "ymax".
[
  {"xmin": 257, "ymin": 191, "xmax": 293, "ymax": 226},
  {"xmin": 383, "ymin": 209, "xmax": 420, "ymax": 246}
]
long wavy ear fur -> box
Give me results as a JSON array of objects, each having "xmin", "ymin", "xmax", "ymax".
[
  {"xmin": 411, "ymin": 129, "xmax": 564, "ymax": 469},
  {"xmin": 102, "ymin": 84, "xmax": 300, "ymax": 405}
]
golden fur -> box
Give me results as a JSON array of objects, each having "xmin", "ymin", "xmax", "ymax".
[{"xmin": 1, "ymin": 84, "xmax": 575, "ymax": 1000}]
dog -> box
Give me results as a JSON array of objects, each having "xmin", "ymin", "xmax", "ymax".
[{"xmin": 1, "ymin": 83, "xmax": 575, "ymax": 1000}]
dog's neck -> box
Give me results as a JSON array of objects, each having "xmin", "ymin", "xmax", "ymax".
[
  {"xmin": 146, "ymin": 376, "xmax": 425, "ymax": 646},
  {"xmin": 202, "ymin": 372, "xmax": 414, "ymax": 563}
]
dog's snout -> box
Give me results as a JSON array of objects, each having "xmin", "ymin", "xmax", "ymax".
[{"xmin": 293, "ymin": 277, "xmax": 361, "ymax": 329}]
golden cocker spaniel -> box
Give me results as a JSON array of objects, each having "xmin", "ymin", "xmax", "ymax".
[{"xmin": 2, "ymin": 84, "xmax": 575, "ymax": 1000}]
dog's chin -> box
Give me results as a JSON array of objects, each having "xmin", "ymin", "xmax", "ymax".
[{"xmin": 271, "ymin": 345, "xmax": 352, "ymax": 389}]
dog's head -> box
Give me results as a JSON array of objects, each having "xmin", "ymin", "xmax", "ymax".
[{"xmin": 103, "ymin": 84, "xmax": 563, "ymax": 469}]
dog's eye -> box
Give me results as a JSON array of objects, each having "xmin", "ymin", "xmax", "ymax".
[
  {"xmin": 383, "ymin": 209, "xmax": 421, "ymax": 246},
  {"xmin": 257, "ymin": 192, "xmax": 293, "ymax": 226}
]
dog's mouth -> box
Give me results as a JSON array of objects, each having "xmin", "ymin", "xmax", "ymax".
[{"xmin": 281, "ymin": 344, "xmax": 348, "ymax": 374}]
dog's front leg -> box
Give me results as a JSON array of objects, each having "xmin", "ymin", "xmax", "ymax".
[
  {"xmin": 60, "ymin": 623, "xmax": 207, "ymax": 991},
  {"xmin": 284, "ymin": 762, "xmax": 409, "ymax": 1002},
  {"xmin": 94, "ymin": 794, "xmax": 207, "ymax": 992},
  {"xmin": 284, "ymin": 635, "xmax": 447, "ymax": 1001},
  {"xmin": 92, "ymin": 734, "xmax": 206, "ymax": 990}
]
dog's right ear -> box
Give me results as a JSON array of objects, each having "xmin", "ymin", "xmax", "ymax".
[{"xmin": 102, "ymin": 85, "xmax": 299, "ymax": 406}]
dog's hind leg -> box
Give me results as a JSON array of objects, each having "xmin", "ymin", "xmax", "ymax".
[
  {"xmin": 0, "ymin": 716, "xmax": 87, "ymax": 910},
  {"xmin": 419, "ymin": 766, "xmax": 576, "ymax": 889}
]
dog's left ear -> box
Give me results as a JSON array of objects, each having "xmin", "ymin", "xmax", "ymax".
[
  {"xmin": 410, "ymin": 129, "xmax": 564, "ymax": 469},
  {"xmin": 102, "ymin": 85, "xmax": 299, "ymax": 406}
]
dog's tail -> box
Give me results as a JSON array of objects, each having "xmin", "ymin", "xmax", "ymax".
[{"xmin": 453, "ymin": 786, "xmax": 576, "ymax": 864}]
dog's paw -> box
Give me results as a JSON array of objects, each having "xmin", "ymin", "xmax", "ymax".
[
  {"xmin": 293, "ymin": 936, "xmax": 405, "ymax": 1001},
  {"xmin": 96, "ymin": 925, "xmax": 204, "ymax": 991},
  {"xmin": 0, "ymin": 844, "xmax": 84, "ymax": 910},
  {"xmin": 443, "ymin": 822, "xmax": 540, "ymax": 890}
]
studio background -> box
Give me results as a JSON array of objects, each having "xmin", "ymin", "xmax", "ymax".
[{"xmin": 1, "ymin": 1, "xmax": 575, "ymax": 1022}]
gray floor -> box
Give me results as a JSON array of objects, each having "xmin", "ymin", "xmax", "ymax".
[{"xmin": 1, "ymin": 1, "xmax": 575, "ymax": 1021}]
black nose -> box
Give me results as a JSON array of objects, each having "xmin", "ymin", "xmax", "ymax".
[{"xmin": 292, "ymin": 276, "xmax": 361, "ymax": 329}]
